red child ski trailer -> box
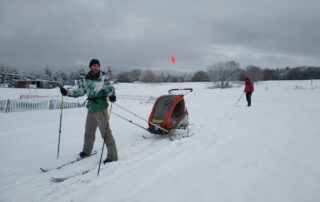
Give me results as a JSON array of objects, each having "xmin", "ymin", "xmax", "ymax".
[
  {"xmin": 148, "ymin": 88, "xmax": 192, "ymax": 135},
  {"xmin": 112, "ymin": 88, "xmax": 193, "ymax": 140}
]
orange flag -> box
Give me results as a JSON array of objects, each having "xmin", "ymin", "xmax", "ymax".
[{"xmin": 171, "ymin": 54, "xmax": 176, "ymax": 64}]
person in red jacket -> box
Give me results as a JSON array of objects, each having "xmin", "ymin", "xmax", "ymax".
[{"xmin": 244, "ymin": 77, "xmax": 254, "ymax": 106}]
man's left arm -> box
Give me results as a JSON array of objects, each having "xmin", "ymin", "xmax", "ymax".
[{"xmin": 103, "ymin": 77, "xmax": 116, "ymax": 103}]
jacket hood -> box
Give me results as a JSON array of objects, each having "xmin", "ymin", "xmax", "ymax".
[{"xmin": 246, "ymin": 77, "xmax": 251, "ymax": 82}]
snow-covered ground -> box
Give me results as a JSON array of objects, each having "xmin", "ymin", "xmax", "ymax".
[{"xmin": 0, "ymin": 80, "xmax": 320, "ymax": 202}]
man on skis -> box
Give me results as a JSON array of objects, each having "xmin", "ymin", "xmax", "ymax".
[
  {"xmin": 244, "ymin": 77, "xmax": 254, "ymax": 107},
  {"xmin": 60, "ymin": 59, "xmax": 118, "ymax": 164}
]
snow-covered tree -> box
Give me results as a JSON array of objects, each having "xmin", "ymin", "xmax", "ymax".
[
  {"xmin": 0, "ymin": 64, "xmax": 21, "ymax": 86},
  {"xmin": 128, "ymin": 69, "xmax": 142, "ymax": 82},
  {"xmin": 55, "ymin": 70, "xmax": 68, "ymax": 85},
  {"xmin": 140, "ymin": 69, "xmax": 156, "ymax": 83},
  {"xmin": 116, "ymin": 71, "xmax": 130, "ymax": 82},
  {"xmin": 41, "ymin": 68, "xmax": 53, "ymax": 81},
  {"xmin": 106, "ymin": 66, "xmax": 113, "ymax": 79},
  {"xmin": 208, "ymin": 61, "xmax": 240, "ymax": 88}
]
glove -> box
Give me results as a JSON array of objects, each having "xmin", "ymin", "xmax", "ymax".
[
  {"xmin": 109, "ymin": 94, "xmax": 116, "ymax": 103},
  {"xmin": 60, "ymin": 87, "xmax": 67, "ymax": 96}
]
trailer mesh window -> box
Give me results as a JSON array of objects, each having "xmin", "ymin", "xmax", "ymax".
[{"xmin": 152, "ymin": 95, "xmax": 176, "ymax": 121}]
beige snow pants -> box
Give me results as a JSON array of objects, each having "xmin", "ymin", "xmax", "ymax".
[{"xmin": 83, "ymin": 108, "xmax": 118, "ymax": 161}]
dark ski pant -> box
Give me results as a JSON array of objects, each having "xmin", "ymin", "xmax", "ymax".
[
  {"xmin": 246, "ymin": 92, "xmax": 252, "ymax": 106},
  {"xmin": 83, "ymin": 108, "xmax": 118, "ymax": 161}
]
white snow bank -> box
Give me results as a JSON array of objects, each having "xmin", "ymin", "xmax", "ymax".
[{"xmin": 0, "ymin": 80, "xmax": 319, "ymax": 202}]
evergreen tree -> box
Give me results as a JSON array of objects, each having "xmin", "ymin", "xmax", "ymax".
[{"xmin": 41, "ymin": 67, "xmax": 53, "ymax": 81}]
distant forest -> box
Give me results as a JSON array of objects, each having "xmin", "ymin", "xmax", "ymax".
[{"xmin": 1, "ymin": 62, "xmax": 320, "ymax": 87}]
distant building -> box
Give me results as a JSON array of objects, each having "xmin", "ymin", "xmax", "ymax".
[{"xmin": 14, "ymin": 80, "xmax": 60, "ymax": 89}]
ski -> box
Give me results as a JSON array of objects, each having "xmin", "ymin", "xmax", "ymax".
[
  {"xmin": 169, "ymin": 128, "xmax": 190, "ymax": 141},
  {"xmin": 142, "ymin": 133, "xmax": 172, "ymax": 140},
  {"xmin": 40, "ymin": 151, "xmax": 97, "ymax": 173},
  {"xmin": 142, "ymin": 129, "xmax": 190, "ymax": 141},
  {"xmin": 169, "ymin": 133, "xmax": 189, "ymax": 141},
  {"xmin": 51, "ymin": 169, "xmax": 92, "ymax": 182}
]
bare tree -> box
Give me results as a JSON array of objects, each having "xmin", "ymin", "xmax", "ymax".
[
  {"xmin": 140, "ymin": 69, "xmax": 156, "ymax": 83},
  {"xmin": 128, "ymin": 69, "xmax": 142, "ymax": 82},
  {"xmin": 245, "ymin": 65, "xmax": 263, "ymax": 82},
  {"xmin": 262, "ymin": 68, "xmax": 278, "ymax": 80},
  {"xmin": 155, "ymin": 73, "xmax": 166, "ymax": 83},
  {"xmin": 116, "ymin": 71, "xmax": 130, "ymax": 82},
  {"xmin": 191, "ymin": 71, "xmax": 210, "ymax": 82},
  {"xmin": 166, "ymin": 74, "xmax": 181, "ymax": 82},
  {"xmin": 106, "ymin": 66, "xmax": 113, "ymax": 79},
  {"xmin": 208, "ymin": 61, "xmax": 240, "ymax": 88}
]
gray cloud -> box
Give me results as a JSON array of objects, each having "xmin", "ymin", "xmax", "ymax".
[{"xmin": 1, "ymin": 0, "xmax": 320, "ymax": 72}]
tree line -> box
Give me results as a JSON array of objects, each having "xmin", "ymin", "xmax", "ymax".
[{"xmin": 1, "ymin": 62, "xmax": 320, "ymax": 87}]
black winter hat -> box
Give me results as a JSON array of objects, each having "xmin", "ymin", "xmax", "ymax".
[{"xmin": 89, "ymin": 59, "xmax": 100, "ymax": 68}]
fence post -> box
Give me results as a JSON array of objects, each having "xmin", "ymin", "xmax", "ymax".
[
  {"xmin": 5, "ymin": 99, "xmax": 10, "ymax": 113},
  {"xmin": 49, "ymin": 100, "xmax": 52, "ymax": 110},
  {"xmin": 3, "ymin": 99, "xmax": 7, "ymax": 113}
]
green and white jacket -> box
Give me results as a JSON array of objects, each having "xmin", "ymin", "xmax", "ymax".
[{"xmin": 67, "ymin": 71, "xmax": 115, "ymax": 112}]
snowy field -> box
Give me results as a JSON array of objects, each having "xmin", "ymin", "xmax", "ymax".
[{"xmin": 0, "ymin": 80, "xmax": 320, "ymax": 202}]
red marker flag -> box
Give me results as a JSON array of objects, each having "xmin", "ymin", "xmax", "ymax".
[{"xmin": 171, "ymin": 54, "xmax": 176, "ymax": 64}]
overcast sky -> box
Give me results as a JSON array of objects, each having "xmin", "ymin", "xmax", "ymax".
[{"xmin": 1, "ymin": 0, "xmax": 320, "ymax": 72}]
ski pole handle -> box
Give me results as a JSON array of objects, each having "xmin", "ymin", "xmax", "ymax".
[{"xmin": 168, "ymin": 88, "xmax": 193, "ymax": 94}]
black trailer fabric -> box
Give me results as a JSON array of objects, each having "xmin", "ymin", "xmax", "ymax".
[{"xmin": 152, "ymin": 95, "xmax": 177, "ymax": 122}]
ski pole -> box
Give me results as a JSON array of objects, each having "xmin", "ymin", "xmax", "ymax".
[
  {"xmin": 113, "ymin": 102, "xmax": 147, "ymax": 122},
  {"xmin": 97, "ymin": 103, "xmax": 113, "ymax": 176},
  {"xmin": 57, "ymin": 95, "xmax": 64, "ymax": 159},
  {"xmin": 111, "ymin": 111, "xmax": 149, "ymax": 132},
  {"xmin": 235, "ymin": 92, "xmax": 244, "ymax": 105},
  {"xmin": 113, "ymin": 103, "xmax": 168, "ymax": 133}
]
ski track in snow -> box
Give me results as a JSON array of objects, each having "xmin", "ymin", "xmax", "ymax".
[{"xmin": 0, "ymin": 81, "xmax": 320, "ymax": 202}]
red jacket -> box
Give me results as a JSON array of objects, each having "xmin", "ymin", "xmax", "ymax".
[{"xmin": 244, "ymin": 77, "xmax": 254, "ymax": 92}]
